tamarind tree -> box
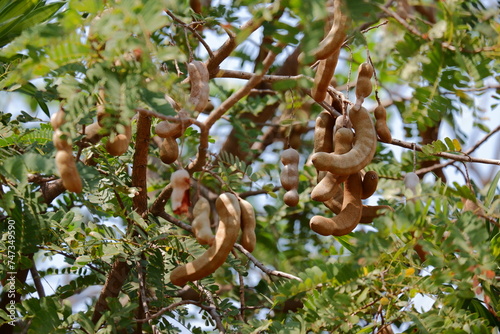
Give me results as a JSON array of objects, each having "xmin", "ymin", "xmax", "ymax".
[{"xmin": 1, "ymin": 0, "xmax": 499, "ymax": 333}]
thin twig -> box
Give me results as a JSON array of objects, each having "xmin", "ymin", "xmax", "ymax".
[
  {"xmin": 153, "ymin": 211, "xmax": 302, "ymax": 282},
  {"xmin": 360, "ymin": 20, "xmax": 389, "ymax": 34},
  {"xmin": 233, "ymin": 244, "xmax": 303, "ymax": 282},
  {"xmin": 378, "ymin": 5, "xmax": 496, "ymax": 54},
  {"xmin": 465, "ymin": 124, "xmax": 500, "ymax": 155},
  {"xmin": 391, "ymin": 138, "xmax": 500, "ymax": 167},
  {"xmin": 136, "ymin": 300, "xmax": 197, "ymax": 323},
  {"xmin": 30, "ymin": 264, "xmax": 45, "ymax": 298},
  {"xmin": 164, "ymin": 9, "xmax": 214, "ymax": 59},
  {"xmin": 196, "ymin": 283, "xmax": 226, "ymax": 333},
  {"xmin": 136, "ymin": 260, "xmax": 160, "ymax": 333},
  {"xmin": 415, "ymin": 125, "xmax": 500, "ymax": 175}
]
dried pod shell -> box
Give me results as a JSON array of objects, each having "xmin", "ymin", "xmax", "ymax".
[
  {"xmin": 171, "ymin": 169, "xmax": 190, "ymax": 214},
  {"xmin": 311, "ymin": 127, "xmax": 353, "ymax": 202},
  {"xmin": 355, "ymin": 62, "xmax": 374, "ymax": 106},
  {"xmin": 404, "ymin": 172, "xmax": 419, "ymax": 194},
  {"xmin": 323, "ymin": 198, "xmax": 393, "ymax": 225}
]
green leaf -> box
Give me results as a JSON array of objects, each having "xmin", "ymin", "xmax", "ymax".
[{"xmin": 485, "ymin": 170, "xmax": 500, "ymax": 207}]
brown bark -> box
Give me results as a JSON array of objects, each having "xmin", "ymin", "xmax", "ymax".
[
  {"xmin": 419, "ymin": 123, "xmax": 447, "ymax": 182},
  {"xmin": 92, "ymin": 113, "xmax": 151, "ymax": 325}
]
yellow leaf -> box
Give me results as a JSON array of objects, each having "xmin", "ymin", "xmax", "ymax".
[{"xmin": 453, "ymin": 139, "xmax": 461, "ymax": 151}]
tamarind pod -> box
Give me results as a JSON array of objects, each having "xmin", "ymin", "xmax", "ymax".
[
  {"xmin": 55, "ymin": 149, "xmax": 82, "ymax": 193},
  {"xmin": 323, "ymin": 195, "xmax": 393, "ymax": 224},
  {"xmin": 239, "ymin": 198, "xmax": 257, "ymax": 253},
  {"xmin": 284, "ymin": 190, "xmax": 300, "ymax": 207},
  {"xmin": 311, "ymin": 127, "xmax": 353, "ymax": 201},
  {"xmin": 170, "ymin": 192, "xmax": 241, "ymax": 286},
  {"xmin": 314, "ymin": 111, "xmax": 334, "ymax": 154},
  {"xmin": 105, "ymin": 125, "xmax": 132, "ymax": 156},
  {"xmin": 361, "ymin": 170, "xmax": 378, "ymax": 199},
  {"xmin": 171, "ymin": 169, "xmax": 191, "ymax": 215},
  {"xmin": 159, "ymin": 137, "xmax": 179, "ymax": 164},
  {"xmin": 84, "ymin": 121, "xmax": 105, "ymax": 144},
  {"xmin": 53, "ymin": 129, "xmax": 71, "ymax": 151},
  {"xmin": 155, "ymin": 120, "xmax": 183, "ymax": 139},
  {"xmin": 310, "ymin": 172, "xmax": 362, "ymax": 236},
  {"xmin": 311, "ymin": 107, "xmax": 376, "ymax": 176},
  {"xmin": 357, "ymin": 61, "xmax": 374, "ymax": 80},
  {"xmin": 192, "ymin": 197, "xmax": 215, "ymax": 245},
  {"xmin": 280, "ymin": 165, "xmax": 299, "ymax": 190},
  {"xmin": 333, "ymin": 127, "xmax": 354, "ymax": 155},
  {"xmin": 333, "ymin": 115, "xmax": 352, "ymax": 135},
  {"xmin": 311, "ymin": 5, "xmax": 348, "ymax": 60},
  {"xmin": 373, "ymin": 104, "xmax": 392, "ymax": 143},
  {"xmin": 311, "ymin": 50, "xmax": 340, "ymax": 103},
  {"xmin": 280, "ymin": 148, "xmax": 300, "ymax": 165},
  {"xmin": 311, "ymin": 173, "xmax": 343, "ymax": 202},
  {"xmin": 188, "ymin": 61, "xmax": 209, "ymax": 113},
  {"xmin": 50, "ymin": 110, "xmax": 65, "ymax": 130},
  {"xmin": 355, "ymin": 62, "xmax": 374, "ymax": 108},
  {"xmin": 280, "ymin": 148, "xmax": 300, "ymax": 206}
]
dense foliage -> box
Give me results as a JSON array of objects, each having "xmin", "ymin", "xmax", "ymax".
[{"xmin": 0, "ymin": 0, "xmax": 499, "ymax": 333}]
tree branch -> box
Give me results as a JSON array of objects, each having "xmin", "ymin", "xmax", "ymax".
[
  {"xmin": 154, "ymin": 210, "xmax": 302, "ymax": 282},
  {"xmin": 391, "ymin": 138, "xmax": 500, "ymax": 167},
  {"xmin": 92, "ymin": 113, "xmax": 152, "ymax": 325},
  {"xmin": 379, "ymin": 5, "xmax": 496, "ymax": 54},
  {"xmin": 233, "ymin": 244, "xmax": 303, "ymax": 282},
  {"xmin": 164, "ymin": 9, "xmax": 214, "ymax": 59},
  {"xmin": 30, "ymin": 263, "xmax": 45, "ymax": 298},
  {"xmin": 187, "ymin": 45, "xmax": 283, "ymax": 172}
]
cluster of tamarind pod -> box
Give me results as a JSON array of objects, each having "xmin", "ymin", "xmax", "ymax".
[
  {"xmin": 280, "ymin": 0, "xmax": 395, "ymax": 236},
  {"xmin": 280, "ymin": 60, "xmax": 394, "ymax": 237},
  {"xmin": 51, "ymin": 109, "xmax": 83, "ymax": 193},
  {"xmin": 154, "ymin": 60, "xmax": 210, "ymax": 165},
  {"xmin": 51, "ymin": 90, "xmax": 133, "ymax": 193},
  {"xmin": 169, "ymin": 185, "xmax": 257, "ymax": 287},
  {"xmin": 83, "ymin": 88, "xmax": 133, "ymax": 157},
  {"xmin": 51, "ymin": 58, "xmax": 210, "ymax": 192}
]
